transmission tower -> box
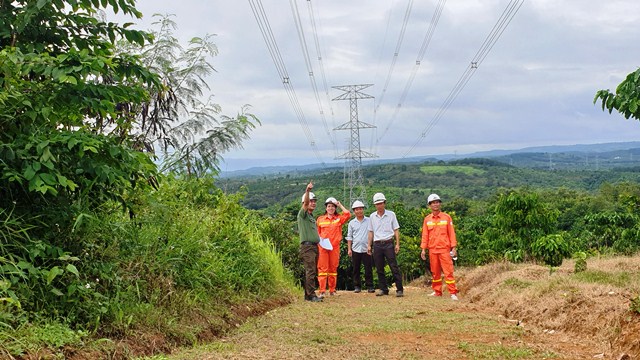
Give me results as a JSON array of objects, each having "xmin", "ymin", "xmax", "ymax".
[{"xmin": 332, "ymin": 84, "xmax": 377, "ymax": 207}]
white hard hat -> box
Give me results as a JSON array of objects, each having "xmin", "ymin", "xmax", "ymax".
[
  {"xmin": 325, "ymin": 197, "xmax": 338, "ymax": 206},
  {"xmin": 301, "ymin": 192, "xmax": 316, "ymax": 203},
  {"xmin": 427, "ymin": 193, "xmax": 441, "ymax": 204},
  {"xmin": 372, "ymin": 192, "xmax": 386, "ymax": 204},
  {"xmin": 351, "ymin": 200, "xmax": 365, "ymax": 209}
]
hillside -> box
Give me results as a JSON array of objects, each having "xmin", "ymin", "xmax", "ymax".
[
  {"xmin": 220, "ymin": 141, "xmax": 640, "ymax": 178},
  {"xmin": 219, "ymin": 156, "xmax": 640, "ymax": 211}
]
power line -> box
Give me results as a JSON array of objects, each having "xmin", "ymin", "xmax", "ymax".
[
  {"xmin": 375, "ymin": 0, "xmax": 447, "ymax": 152},
  {"xmin": 403, "ymin": 0, "xmax": 524, "ymax": 158},
  {"xmin": 290, "ymin": 0, "xmax": 338, "ymax": 157},
  {"xmin": 374, "ymin": 0, "xmax": 414, "ymax": 115},
  {"xmin": 370, "ymin": 0, "xmax": 399, "ymax": 150},
  {"xmin": 306, "ymin": 0, "xmax": 338, "ymax": 154},
  {"xmin": 248, "ymin": 0, "xmax": 326, "ymax": 166}
]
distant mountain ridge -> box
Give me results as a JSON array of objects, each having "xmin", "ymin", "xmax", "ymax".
[{"xmin": 220, "ymin": 141, "xmax": 640, "ymax": 178}]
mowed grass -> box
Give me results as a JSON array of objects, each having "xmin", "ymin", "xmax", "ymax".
[{"xmin": 420, "ymin": 165, "xmax": 486, "ymax": 176}]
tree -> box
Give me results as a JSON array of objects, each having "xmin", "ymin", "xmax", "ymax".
[
  {"xmin": 0, "ymin": 0, "xmax": 159, "ymax": 211},
  {"xmin": 116, "ymin": 14, "xmax": 260, "ymax": 177},
  {"xmin": 594, "ymin": 67, "xmax": 640, "ymax": 120},
  {"xmin": 481, "ymin": 189, "xmax": 558, "ymax": 262}
]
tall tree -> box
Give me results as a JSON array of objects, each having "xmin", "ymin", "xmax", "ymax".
[{"xmin": 115, "ymin": 14, "xmax": 260, "ymax": 177}]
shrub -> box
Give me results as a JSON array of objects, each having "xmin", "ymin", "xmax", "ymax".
[
  {"xmin": 531, "ymin": 233, "xmax": 569, "ymax": 267},
  {"xmin": 573, "ymin": 251, "xmax": 587, "ymax": 273}
]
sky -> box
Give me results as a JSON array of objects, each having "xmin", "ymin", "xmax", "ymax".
[{"xmin": 110, "ymin": 0, "xmax": 640, "ymax": 171}]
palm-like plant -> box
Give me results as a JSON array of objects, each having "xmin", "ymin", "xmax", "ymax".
[{"xmin": 115, "ymin": 14, "xmax": 260, "ymax": 175}]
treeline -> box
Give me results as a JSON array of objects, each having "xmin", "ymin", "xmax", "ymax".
[
  {"xmin": 222, "ymin": 159, "xmax": 640, "ymax": 211},
  {"xmin": 222, "ymin": 161, "xmax": 640, "ymax": 290}
]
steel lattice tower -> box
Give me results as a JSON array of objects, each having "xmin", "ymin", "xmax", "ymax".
[{"xmin": 332, "ymin": 84, "xmax": 377, "ymax": 207}]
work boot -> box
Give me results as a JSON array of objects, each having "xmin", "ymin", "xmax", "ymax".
[
  {"xmin": 429, "ymin": 291, "xmax": 442, "ymax": 297},
  {"xmin": 367, "ymin": 288, "xmax": 375, "ymax": 293},
  {"xmin": 306, "ymin": 295, "xmax": 323, "ymax": 302},
  {"xmin": 375, "ymin": 290, "xmax": 389, "ymax": 296},
  {"xmin": 318, "ymin": 292, "xmax": 326, "ymax": 299},
  {"xmin": 354, "ymin": 287, "xmax": 361, "ymax": 293},
  {"xmin": 396, "ymin": 290, "xmax": 404, "ymax": 297},
  {"xmin": 450, "ymin": 294, "xmax": 459, "ymax": 301}
]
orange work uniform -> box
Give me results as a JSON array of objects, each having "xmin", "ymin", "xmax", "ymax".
[
  {"xmin": 421, "ymin": 211, "xmax": 458, "ymax": 296},
  {"xmin": 317, "ymin": 211, "xmax": 351, "ymax": 294}
]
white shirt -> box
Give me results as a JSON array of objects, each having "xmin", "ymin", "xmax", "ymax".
[
  {"xmin": 346, "ymin": 216, "xmax": 370, "ymax": 253},
  {"xmin": 368, "ymin": 209, "xmax": 400, "ymax": 241}
]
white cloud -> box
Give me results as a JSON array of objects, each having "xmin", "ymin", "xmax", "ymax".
[{"xmin": 110, "ymin": 0, "xmax": 640, "ymax": 170}]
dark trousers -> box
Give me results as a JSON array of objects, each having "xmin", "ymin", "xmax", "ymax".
[
  {"xmin": 300, "ymin": 243, "xmax": 319, "ymax": 298},
  {"xmin": 352, "ymin": 251, "xmax": 373, "ymax": 289},
  {"xmin": 373, "ymin": 241, "xmax": 403, "ymax": 292}
]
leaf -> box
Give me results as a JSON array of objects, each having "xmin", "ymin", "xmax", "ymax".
[
  {"xmin": 66, "ymin": 264, "xmax": 79, "ymax": 277},
  {"xmin": 36, "ymin": 0, "xmax": 48, "ymax": 9},
  {"xmin": 50, "ymin": 288, "xmax": 64, "ymax": 296},
  {"xmin": 46, "ymin": 266, "xmax": 62, "ymax": 285},
  {"xmin": 24, "ymin": 165, "xmax": 37, "ymax": 180}
]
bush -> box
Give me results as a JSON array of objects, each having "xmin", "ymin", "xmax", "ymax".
[
  {"xmin": 531, "ymin": 233, "xmax": 569, "ymax": 267},
  {"xmin": 573, "ymin": 251, "xmax": 587, "ymax": 273},
  {"xmin": 1, "ymin": 176, "xmax": 297, "ymax": 356}
]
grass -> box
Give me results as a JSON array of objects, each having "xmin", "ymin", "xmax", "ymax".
[
  {"xmin": 457, "ymin": 341, "xmax": 537, "ymax": 359},
  {"xmin": 162, "ymin": 286, "xmax": 579, "ymax": 359},
  {"xmin": 573, "ymin": 269, "xmax": 636, "ymax": 288}
]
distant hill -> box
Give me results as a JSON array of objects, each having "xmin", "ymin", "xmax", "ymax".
[{"xmin": 220, "ymin": 141, "xmax": 640, "ymax": 178}]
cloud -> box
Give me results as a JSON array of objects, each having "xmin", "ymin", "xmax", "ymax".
[{"xmin": 110, "ymin": 0, "xmax": 640, "ymax": 170}]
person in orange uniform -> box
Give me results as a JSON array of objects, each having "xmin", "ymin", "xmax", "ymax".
[
  {"xmin": 420, "ymin": 194, "xmax": 459, "ymax": 301},
  {"xmin": 317, "ymin": 197, "xmax": 351, "ymax": 296}
]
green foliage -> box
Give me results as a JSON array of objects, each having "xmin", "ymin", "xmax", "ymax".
[
  {"xmin": 573, "ymin": 251, "xmax": 587, "ymax": 273},
  {"xmin": 531, "ymin": 234, "xmax": 569, "ymax": 267},
  {"xmin": 419, "ymin": 164, "xmax": 486, "ymax": 176},
  {"xmin": 0, "ymin": 322, "xmax": 87, "ymax": 356},
  {"xmin": 119, "ymin": 14, "xmax": 261, "ymax": 176},
  {"xmin": 2, "ymin": 176, "xmax": 297, "ymax": 357},
  {"xmin": 594, "ymin": 67, "xmax": 640, "ymax": 120},
  {"xmin": 482, "ymin": 189, "xmax": 558, "ymax": 262},
  {"xmin": 630, "ymin": 294, "xmax": 640, "ymax": 315}
]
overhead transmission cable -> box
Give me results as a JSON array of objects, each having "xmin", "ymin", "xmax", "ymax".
[
  {"xmin": 373, "ymin": 0, "xmax": 414, "ymax": 116},
  {"xmin": 290, "ymin": 0, "xmax": 338, "ymax": 157},
  {"xmin": 306, "ymin": 0, "xmax": 338, "ymax": 156},
  {"xmin": 369, "ymin": 0, "xmax": 398, "ymax": 149},
  {"xmin": 403, "ymin": 0, "xmax": 524, "ymax": 158},
  {"xmin": 375, "ymin": 0, "xmax": 446, "ymax": 152},
  {"xmin": 248, "ymin": 0, "xmax": 325, "ymax": 166}
]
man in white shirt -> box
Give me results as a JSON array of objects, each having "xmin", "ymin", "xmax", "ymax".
[
  {"xmin": 367, "ymin": 193, "xmax": 404, "ymax": 297},
  {"xmin": 346, "ymin": 200, "xmax": 374, "ymax": 293}
]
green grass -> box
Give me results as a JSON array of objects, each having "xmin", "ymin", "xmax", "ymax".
[
  {"xmin": 573, "ymin": 270, "xmax": 636, "ymax": 288},
  {"xmin": 457, "ymin": 341, "xmax": 537, "ymax": 359}
]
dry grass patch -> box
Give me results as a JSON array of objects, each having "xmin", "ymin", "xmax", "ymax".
[{"xmin": 458, "ymin": 255, "xmax": 640, "ymax": 359}]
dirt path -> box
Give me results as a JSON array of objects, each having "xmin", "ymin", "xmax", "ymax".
[{"xmin": 167, "ymin": 285, "xmax": 605, "ymax": 360}]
